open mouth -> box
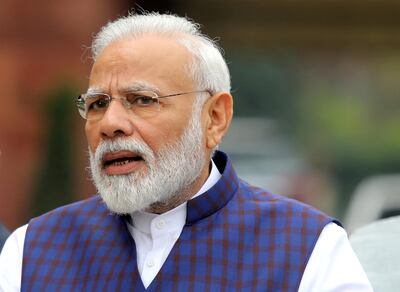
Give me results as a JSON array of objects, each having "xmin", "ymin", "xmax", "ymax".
[
  {"xmin": 102, "ymin": 151, "xmax": 144, "ymax": 174},
  {"xmin": 103, "ymin": 155, "xmax": 143, "ymax": 167}
]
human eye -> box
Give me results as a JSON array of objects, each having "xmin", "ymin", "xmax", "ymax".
[
  {"xmin": 126, "ymin": 92, "xmax": 158, "ymax": 107},
  {"xmin": 86, "ymin": 94, "xmax": 109, "ymax": 111}
]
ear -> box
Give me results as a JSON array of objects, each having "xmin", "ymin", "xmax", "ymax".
[{"xmin": 204, "ymin": 92, "xmax": 233, "ymax": 149}]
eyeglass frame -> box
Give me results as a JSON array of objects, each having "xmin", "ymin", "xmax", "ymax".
[{"xmin": 75, "ymin": 89, "xmax": 211, "ymax": 120}]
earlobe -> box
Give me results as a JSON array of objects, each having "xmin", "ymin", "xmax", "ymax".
[{"xmin": 205, "ymin": 92, "xmax": 233, "ymax": 149}]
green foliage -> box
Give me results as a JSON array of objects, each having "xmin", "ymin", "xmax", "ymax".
[
  {"xmin": 297, "ymin": 89, "xmax": 400, "ymax": 214},
  {"xmin": 31, "ymin": 84, "xmax": 77, "ymax": 217},
  {"xmin": 227, "ymin": 52, "xmax": 400, "ymax": 215},
  {"xmin": 299, "ymin": 91, "xmax": 400, "ymax": 168}
]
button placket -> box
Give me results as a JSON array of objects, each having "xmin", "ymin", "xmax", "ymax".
[
  {"xmin": 155, "ymin": 219, "xmax": 165, "ymax": 230},
  {"xmin": 146, "ymin": 258, "xmax": 155, "ymax": 268}
]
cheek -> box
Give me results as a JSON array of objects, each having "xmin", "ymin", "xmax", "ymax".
[
  {"xmin": 140, "ymin": 123, "xmax": 176, "ymax": 150},
  {"xmin": 85, "ymin": 122, "xmax": 99, "ymax": 153},
  {"xmin": 141, "ymin": 120, "xmax": 184, "ymax": 150}
]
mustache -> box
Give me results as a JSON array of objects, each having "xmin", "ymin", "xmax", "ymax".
[{"xmin": 93, "ymin": 137, "xmax": 155, "ymax": 164}]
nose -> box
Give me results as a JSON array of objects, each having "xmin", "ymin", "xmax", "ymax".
[{"xmin": 98, "ymin": 99, "xmax": 135, "ymax": 139}]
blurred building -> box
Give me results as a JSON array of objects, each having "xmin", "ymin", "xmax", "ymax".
[
  {"xmin": 1, "ymin": 0, "xmax": 400, "ymax": 230},
  {"xmin": 0, "ymin": 0, "xmax": 128, "ymax": 229}
]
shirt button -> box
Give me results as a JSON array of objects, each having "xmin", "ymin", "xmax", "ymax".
[
  {"xmin": 147, "ymin": 258, "xmax": 155, "ymax": 268},
  {"xmin": 156, "ymin": 220, "xmax": 165, "ymax": 230}
]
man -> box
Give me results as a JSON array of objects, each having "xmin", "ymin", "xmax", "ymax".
[
  {"xmin": 350, "ymin": 215, "xmax": 400, "ymax": 291},
  {"xmin": 0, "ymin": 223, "xmax": 9, "ymax": 252},
  {"xmin": 0, "ymin": 13, "xmax": 372, "ymax": 291}
]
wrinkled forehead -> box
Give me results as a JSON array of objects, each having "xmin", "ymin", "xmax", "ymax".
[{"xmin": 88, "ymin": 35, "xmax": 196, "ymax": 92}]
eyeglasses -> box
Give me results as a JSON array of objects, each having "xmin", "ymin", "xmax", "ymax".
[{"xmin": 75, "ymin": 90, "xmax": 209, "ymax": 120}]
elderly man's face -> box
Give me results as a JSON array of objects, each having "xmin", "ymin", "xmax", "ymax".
[
  {"xmin": 86, "ymin": 35, "xmax": 199, "ymax": 158},
  {"xmin": 85, "ymin": 35, "xmax": 211, "ymax": 213}
]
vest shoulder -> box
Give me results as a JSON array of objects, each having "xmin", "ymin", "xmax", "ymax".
[
  {"xmin": 237, "ymin": 179, "xmax": 336, "ymax": 223},
  {"xmin": 29, "ymin": 195, "xmax": 105, "ymax": 224}
]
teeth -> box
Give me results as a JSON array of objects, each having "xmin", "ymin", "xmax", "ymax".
[
  {"xmin": 103, "ymin": 156, "xmax": 143, "ymax": 168},
  {"xmin": 113, "ymin": 160, "xmax": 131, "ymax": 166}
]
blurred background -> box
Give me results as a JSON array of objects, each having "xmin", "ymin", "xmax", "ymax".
[{"xmin": 1, "ymin": 0, "xmax": 400, "ymax": 233}]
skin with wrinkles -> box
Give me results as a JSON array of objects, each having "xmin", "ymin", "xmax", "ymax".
[{"xmin": 86, "ymin": 35, "xmax": 233, "ymax": 214}]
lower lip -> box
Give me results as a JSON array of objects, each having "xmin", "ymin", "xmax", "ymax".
[{"xmin": 103, "ymin": 160, "xmax": 144, "ymax": 175}]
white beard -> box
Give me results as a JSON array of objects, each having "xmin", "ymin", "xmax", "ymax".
[{"xmin": 88, "ymin": 105, "xmax": 205, "ymax": 214}]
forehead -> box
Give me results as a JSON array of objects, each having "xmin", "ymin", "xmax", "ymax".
[{"xmin": 89, "ymin": 35, "xmax": 195, "ymax": 92}]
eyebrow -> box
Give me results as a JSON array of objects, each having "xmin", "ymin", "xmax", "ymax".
[
  {"xmin": 86, "ymin": 81, "xmax": 161, "ymax": 95},
  {"xmin": 86, "ymin": 87, "xmax": 103, "ymax": 94},
  {"xmin": 120, "ymin": 81, "xmax": 160, "ymax": 94}
]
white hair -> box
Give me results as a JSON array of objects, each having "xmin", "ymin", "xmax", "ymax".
[{"xmin": 91, "ymin": 12, "xmax": 231, "ymax": 98}]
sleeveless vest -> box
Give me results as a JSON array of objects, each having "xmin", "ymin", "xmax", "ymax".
[{"xmin": 22, "ymin": 151, "xmax": 336, "ymax": 291}]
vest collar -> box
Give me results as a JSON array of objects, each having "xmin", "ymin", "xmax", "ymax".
[{"xmin": 185, "ymin": 150, "xmax": 239, "ymax": 225}]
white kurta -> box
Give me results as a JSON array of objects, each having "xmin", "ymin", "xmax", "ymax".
[{"xmin": 0, "ymin": 161, "xmax": 372, "ymax": 291}]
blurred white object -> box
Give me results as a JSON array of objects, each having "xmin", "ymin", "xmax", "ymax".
[
  {"xmin": 345, "ymin": 174, "xmax": 400, "ymax": 234},
  {"xmin": 350, "ymin": 216, "xmax": 400, "ymax": 292}
]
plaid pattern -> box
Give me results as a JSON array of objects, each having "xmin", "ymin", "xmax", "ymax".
[{"xmin": 22, "ymin": 151, "xmax": 336, "ymax": 291}]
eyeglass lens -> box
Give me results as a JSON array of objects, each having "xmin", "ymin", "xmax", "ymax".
[{"xmin": 79, "ymin": 92, "xmax": 161, "ymax": 120}]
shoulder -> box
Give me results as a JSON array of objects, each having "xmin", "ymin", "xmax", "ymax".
[
  {"xmin": 237, "ymin": 179, "xmax": 335, "ymax": 224},
  {"xmin": 24, "ymin": 195, "xmax": 125, "ymax": 250},
  {"xmin": 213, "ymin": 150, "xmax": 334, "ymax": 224},
  {"xmin": 351, "ymin": 215, "xmax": 400, "ymax": 239},
  {"xmin": 349, "ymin": 216, "xmax": 400, "ymax": 291},
  {"xmin": 27, "ymin": 195, "xmax": 106, "ymax": 230},
  {"xmin": 0, "ymin": 223, "xmax": 10, "ymax": 251},
  {"xmin": 33, "ymin": 196, "xmax": 102, "ymax": 218},
  {"xmin": 299, "ymin": 222, "xmax": 373, "ymax": 291},
  {"xmin": 0, "ymin": 224, "xmax": 27, "ymax": 292}
]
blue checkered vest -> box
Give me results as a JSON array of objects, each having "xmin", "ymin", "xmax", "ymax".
[{"xmin": 22, "ymin": 151, "xmax": 336, "ymax": 291}]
